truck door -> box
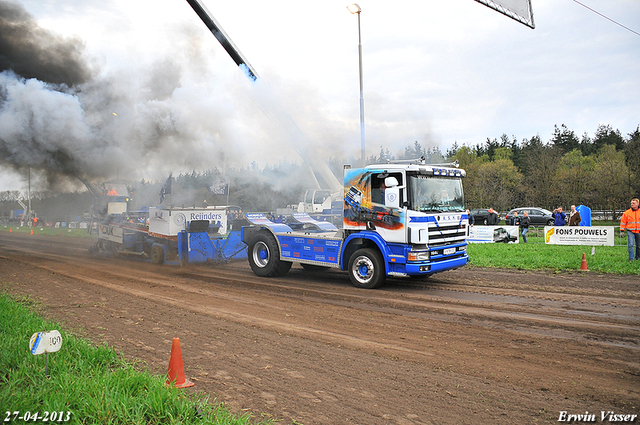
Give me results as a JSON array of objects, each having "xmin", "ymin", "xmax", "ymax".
[{"xmin": 370, "ymin": 173, "xmax": 406, "ymax": 244}]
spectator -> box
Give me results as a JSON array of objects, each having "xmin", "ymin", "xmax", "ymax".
[
  {"xmin": 620, "ymin": 198, "xmax": 640, "ymax": 261},
  {"xmin": 552, "ymin": 207, "xmax": 567, "ymax": 226},
  {"xmin": 520, "ymin": 211, "xmax": 530, "ymax": 243},
  {"xmin": 487, "ymin": 208, "xmax": 499, "ymax": 225},
  {"xmin": 512, "ymin": 211, "xmax": 521, "ymax": 226},
  {"xmin": 466, "ymin": 209, "xmax": 474, "ymax": 226},
  {"xmin": 568, "ymin": 205, "xmax": 581, "ymax": 226}
]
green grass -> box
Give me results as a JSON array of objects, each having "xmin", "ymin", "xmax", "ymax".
[
  {"xmin": 467, "ymin": 243, "xmax": 639, "ymax": 274},
  {"xmin": 1, "ymin": 225, "xmax": 96, "ymax": 238},
  {"xmin": 0, "ymin": 293, "xmax": 273, "ymax": 425}
]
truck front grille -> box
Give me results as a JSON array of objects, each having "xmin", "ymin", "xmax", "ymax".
[{"xmin": 428, "ymin": 224, "xmax": 467, "ymax": 247}]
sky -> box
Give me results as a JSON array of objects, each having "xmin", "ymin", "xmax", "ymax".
[{"xmin": 1, "ymin": 0, "xmax": 639, "ymax": 193}]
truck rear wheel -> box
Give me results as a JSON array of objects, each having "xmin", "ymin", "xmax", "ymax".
[
  {"xmin": 348, "ymin": 248, "xmax": 385, "ymax": 289},
  {"xmin": 248, "ymin": 230, "xmax": 292, "ymax": 277}
]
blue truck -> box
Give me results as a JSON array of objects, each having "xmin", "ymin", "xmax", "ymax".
[{"xmin": 242, "ymin": 158, "xmax": 469, "ymax": 288}]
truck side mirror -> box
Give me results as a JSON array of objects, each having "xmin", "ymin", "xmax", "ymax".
[
  {"xmin": 384, "ymin": 176, "xmax": 401, "ymax": 209},
  {"xmin": 385, "ymin": 187, "xmax": 400, "ymax": 209}
]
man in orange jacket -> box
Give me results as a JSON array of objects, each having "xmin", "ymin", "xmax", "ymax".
[{"xmin": 620, "ymin": 198, "xmax": 640, "ymax": 261}]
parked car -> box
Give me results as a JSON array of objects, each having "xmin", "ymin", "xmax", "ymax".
[
  {"xmin": 505, "ymin": 207, "xmax": 554, "ymax": 226},
  {"xmin": 470, "ymin": 208, "xmax": 491, "ymax": 225}
]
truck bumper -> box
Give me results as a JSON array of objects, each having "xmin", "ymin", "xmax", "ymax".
[{"xmin": 404, "ymin": 254, "xmax": 468, "ymax": 275}]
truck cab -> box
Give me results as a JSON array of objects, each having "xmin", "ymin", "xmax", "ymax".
[{"xmin": 341, "ymin": 161, "xmax": 468, "ymax": 282}]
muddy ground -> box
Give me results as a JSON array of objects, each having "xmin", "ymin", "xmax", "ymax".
[{"xmin": 0, "ymin": 231, "xmax": 638, "ymax": 425}]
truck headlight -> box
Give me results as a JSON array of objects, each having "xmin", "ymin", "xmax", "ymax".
[{"xmin": 408, "ymin": 251, "xmax": 430, "ymax": 261}]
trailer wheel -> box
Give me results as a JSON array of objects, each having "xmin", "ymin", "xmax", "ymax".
[
  {"xmin": 348, "ymin": 248, "xmax": 385, "ymax": 289},
  {"xmin": 248, "ymin": 231, "xmax": 291, "ymax": 277},
  {"xmin": 108, "ymin": 241, "xmax": 119, "ymax": 258},
  {"xmin": 151, "ymin": 245, "xmax": 164, "ymax": 265}
]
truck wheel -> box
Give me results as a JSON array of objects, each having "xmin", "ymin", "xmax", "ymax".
[
  {"xmin": 151, "ymin": 245, "xmax": 164, "ymax": 265},
  {"xmin": 348, "ymin": 248, "xmax": 385, "ymax": 289},
  {"xmin": 248, "ymin": 231, "xmax": 292, "ymax": 277}
]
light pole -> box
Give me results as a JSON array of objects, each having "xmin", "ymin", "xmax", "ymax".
[{"xmin": 347, "ymin": 3, "xmax": 365, "ymax": 165}]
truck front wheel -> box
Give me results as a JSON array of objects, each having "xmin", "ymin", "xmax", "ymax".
[
  {"xmin": 348, "ymin": 248, "xmax": 385, "ymax": 289},
  {"xmin": 248, "ymin": 231, "xmax": 292, "ymax": 277}
]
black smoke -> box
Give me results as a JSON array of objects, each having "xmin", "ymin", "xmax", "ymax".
[{"xmin": 0, "ymin": 0, "xmax": 91, "ymax": 86}]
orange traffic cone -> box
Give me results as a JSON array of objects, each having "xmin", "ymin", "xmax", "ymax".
[
  {"xmin": 580, "ymin": 253, "xmax": 588, "ymax": 271},
  {"xmin": 30, "ymin": 228, "xmax": 33, "ymax": 235},
  {"xmin": 166, "ymin": 338, "xmax": 194, "ymax": 388},
  {"xmin": 9, "ymin": 228, "xmax": 12, "ymax": 233}
]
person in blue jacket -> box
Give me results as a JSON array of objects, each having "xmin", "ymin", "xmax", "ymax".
[{"xmin": 552, "ymin": 207, "xmax": 567, "ymax": 226}]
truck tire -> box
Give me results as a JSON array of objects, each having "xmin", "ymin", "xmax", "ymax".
[
  {"xmin": 151, "ymin": 245, "xmax": 164, "ymax": 265},
  {"xmin": 348, "ymin": 248, "xmax": 385, "ymax": 289},
  {"xmin": 248, "ymin": 231, "xmax": 292, "ymax": 277}
]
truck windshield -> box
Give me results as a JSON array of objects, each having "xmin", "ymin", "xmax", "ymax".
[{"xmin": 408, "ymin": 175, "xmax": 464, "ymax": 213}]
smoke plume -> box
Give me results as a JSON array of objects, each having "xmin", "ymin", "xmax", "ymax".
[
  {"xmin": 0, "ymin": 0, "xmax": 344, "ymax": 200},
  {"xmin": 0, "ymin": 0, "xmax": 90, "ymax": 86}
]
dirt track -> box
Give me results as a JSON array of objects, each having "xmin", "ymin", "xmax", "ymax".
[{"xmin": 1, "ymin": 231, "xmax": 639, "ymax": 425}]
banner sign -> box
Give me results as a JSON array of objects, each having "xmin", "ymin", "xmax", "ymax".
[
  {"xmin": 544, "ymin": 226, "xmax": 614, "ymax": 246},
  {"xmin": 468, "ymin": 226, "xmax": 519, "ymax": 244},
  {"xmin": 474, "ymin": 0, "xmax": 535, "ymax": 29}
]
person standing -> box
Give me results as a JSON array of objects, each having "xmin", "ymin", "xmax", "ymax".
[
  {"xmin": 620, "ymin": 198, "xmax": 640, "ymax": 261},
  {"xmin": 511, "ymin": 211, "xmax": 521, "ymax": 226},
  {"xmin": 553, "ymin": 207, "xmax": 567, "ymax": 226},
  {"xmin": 466, "ymin": 209, "xmax": 474, "ymax": 226},
  {"xmin": 487, "ymin": 208, "xmax": 499, "ymax": 225},
  {"xmin": 520, "ymin": 211, "xmax": 530, "ymax": 243},
  {"xmin": 568, "ymin": 205, "xmax": 581, "ymax": 226}
]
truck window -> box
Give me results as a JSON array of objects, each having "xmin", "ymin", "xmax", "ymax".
[
  {"xmin": 371, "ymin": 173, "xmax": 403, "ymax": 206},
  {"xmin": 408, "ymin": 174, "xmax": 464, "ymax": 212}
]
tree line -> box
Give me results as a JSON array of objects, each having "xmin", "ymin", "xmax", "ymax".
[{"xmin": 446, "ymin": 124, "xmax": 640, "ymax": 219}]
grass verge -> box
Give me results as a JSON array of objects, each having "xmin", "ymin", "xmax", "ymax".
[
  {"xmin": 467, "ymin": 243, "xmax": 638, "ymax": 274},
  {"xmin": 1, "ymin": 225, "xmax": 95, "ymax": 238},
  {"xmin": 0, "ymin": 293, "xmax": 272, "ymax": 425}
]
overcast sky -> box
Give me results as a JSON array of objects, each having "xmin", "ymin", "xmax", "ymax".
[{"xmin": 1, "ymin": 0, "xmax": 639, "ymax": 192}]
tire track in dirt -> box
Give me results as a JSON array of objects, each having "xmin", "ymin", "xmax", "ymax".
[
  {"xmin": 2, "ymin": 243, "xmax": 638, "ymax": 352},
  {"xmin": 2, "ymin": 232, "xmax": 639, "ymax": 425}
]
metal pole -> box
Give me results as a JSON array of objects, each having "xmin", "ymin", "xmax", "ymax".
[
  {"xmin": 357, "ymin": 11, "xmax": 365, "ymax": 165},
  {"xmin": 28, "ymin": 167, "xmax": 31, "ymax": 225}
]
